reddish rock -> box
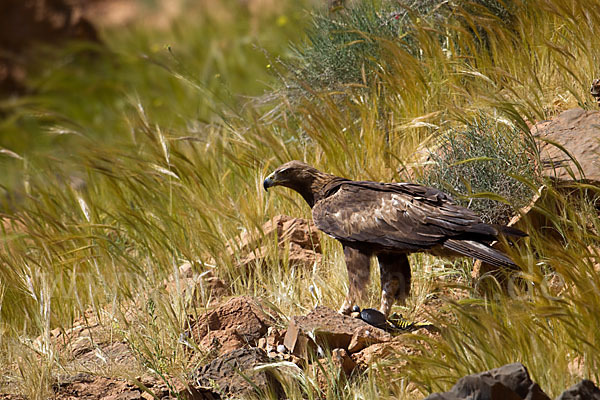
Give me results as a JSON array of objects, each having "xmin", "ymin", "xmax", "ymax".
[
  {"xmin": 331, "ymin": 348, "xmax": 357, "ymax": 375},
  {"xmin": 532, "ymin": 108, "xmax": 600, "ymax": 182},
  {"xmin": 51, "ymin": 373, "xmax": 183, "ymax": 400},
  {"xmin": 189, "ymin": 296, "xmax": 275, "ymax": 350},
  {"xmin": 256, "ymin": 327, "xmax": 285, "ymax": 353},
  {"xmin": 227, "ymin": 215, "xmax": 322, "ymax": 269},
  {"xmin": 284, "ymin": 306, "xmax": 391, "ymax": 357},
  {"xmin": 199, "ymin": 327, "xmax": 246, "ymax": 356},
  {"xmin": 243, "ymin": 214, "xmax": 321, "ymax": 253},
  {"xmin": 237, "ymin": 241, "xmax": 322, "ymax": 270},
  {"xmin": 42, "ymin": 313, "xmax": 137, "ymax": 372},
  {"xmin": 76, "ymin": 341, "xmax": 136, "ymax": 369},
  {"xmin": 164, "ymin": 263, "xmax": 229, "ymax": 301},
  {"xmin": 351, "ymin": 339, "xmax": 415, "ymax": 369}
]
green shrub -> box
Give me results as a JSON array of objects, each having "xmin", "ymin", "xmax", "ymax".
[
  {"xmin": 287, "ymin": 0, "xmax": 406, "ymax": 90},
  {"xmin": 420, "ymin": 117, "xmax": 539, "ymax": 225},
  {"xmin": 285, "ymin": 0, "xmax": 519, "ymax": 92}
]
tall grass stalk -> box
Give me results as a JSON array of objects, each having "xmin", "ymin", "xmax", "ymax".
[{"xmin": 1, "ymin": 0, "xmax": 600, "ymax": 398}]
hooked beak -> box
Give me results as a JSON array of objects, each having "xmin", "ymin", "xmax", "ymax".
[{"xmin": 263, "ymin": 175, "xmax": 275, "ymax": 191}]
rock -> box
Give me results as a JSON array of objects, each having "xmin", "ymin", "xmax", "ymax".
[
  {"xmin": 532, "ymin": 108, "xmax": 600, "ymax": 182},
  {"xmin": 179, "ymin": 386, "xmax": 221, "ymax": 400},
  {"xmin": 76, "ymin": 341, "xmax": 136, "ymax": 368},
  {"xmin": 165, "ymin": 263, "xmax": 229, "ymax": 301},
  {"xmin": 424, "ymin": 363, "xmax": 551, "ymax": 400},
  {"xmin": 189, "ymin": 296, "xmax": 275, "ymax": 351},
  {"xmin": 52, "ymin": 373, "xmax": 181, "ymax": 400},
  {"xmin": 556, "ymin": 380, "xmax": 600, "ymax": 400},
  {"xmin": 190, "ymin": 348, "xmax": 281, "ymax": 398},
  {"xmin": 226, "ymin": 215, "xmax": 322, "ymax": 270},
  {"xmin": 44, "ymin": 313, "xmax": 137, "ymax": 372},
  {"xmin": 283, "ymin": 306, "xmax": 391, "ymax": 357},
  {"xmin": 351, "ymin": 338, "xmax": 416, "ymax": 368},
  {"xmin": 473, "ymin": 109, "xmax": 600, "ymax": 283},
  {"xmin": 199, "ymin": 328, "xmax": 246, "ymax": 356},
  {"xmin": 331, "ymin": 348, "xmax": 357, "ymax": 375}
]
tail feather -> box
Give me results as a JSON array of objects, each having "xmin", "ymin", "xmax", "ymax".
[
  {"xmin": 467, "ymin": 223, "xmax": 528, "ymax": 239},
  {"xmin": 495, "ymin": 224, "xmax": 528, "ymax": 238},
  {"xmin": 443, "ymin": 239, "xmax": 518, "ymax": 268}
]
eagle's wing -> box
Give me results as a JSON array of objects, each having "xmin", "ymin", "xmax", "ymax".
[{"xmin": 312, "ymin": 181, "xmax": 496, "ymax": 252}]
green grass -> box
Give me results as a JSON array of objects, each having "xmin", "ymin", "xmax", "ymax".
[{"xmin": 1, "ymin": 0, "xmax": 600, "ymax": 398}]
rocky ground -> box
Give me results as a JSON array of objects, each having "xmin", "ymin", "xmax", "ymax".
[
  {"xmin": 2, "ymin": 181, "xmax": 600, "ymax": 399},
  {"xmin": 2, "ymin": 290, "xmax": 598, "ymax": 399}
]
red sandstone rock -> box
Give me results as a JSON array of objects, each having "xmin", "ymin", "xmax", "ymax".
[
  {"xmin": 188, "ymin": 296, "xmax": 275, "ymax": 352},
  {"xmin": 283, "ymin": 306, "xmax": 391, "ymax": 357},
  {"xmin": 533, "ymin": 108, "xmax": 600, "ymax": 182},
  {"xmin": 227, "ymin": 215, "xmax": 322, "ymax": 269}
]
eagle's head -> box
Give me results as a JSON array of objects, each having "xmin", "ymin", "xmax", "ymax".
[
  {"xmin": 263, "ymin": 161, "xmax": 333, "ymax": 207},
  {"xmin": 263, "ymin": 161, "xmax": 318, "ymax": 191}
]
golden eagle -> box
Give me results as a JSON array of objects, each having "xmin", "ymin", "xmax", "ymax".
[{"xmin": 263, "ymin": 161, "xmax": 525, "ymax": 316}]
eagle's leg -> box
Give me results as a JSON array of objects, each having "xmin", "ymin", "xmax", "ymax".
[
  {"xmin": 339, "ymin": 246, "xmax": 371, "ymax": 315},
  {"xmin": 377, "ymin": 253, "xmax": 411, "ymax": 318}
]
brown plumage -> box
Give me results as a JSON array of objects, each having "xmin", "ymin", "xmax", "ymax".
[{"xmin": 263, "ymin": 161, "xmax": 525, "ymax": 316}]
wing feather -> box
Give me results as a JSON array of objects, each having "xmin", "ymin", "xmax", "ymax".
[{"xmin": 312, "ymin": 181, "xmax": 485, "ymax": 251}]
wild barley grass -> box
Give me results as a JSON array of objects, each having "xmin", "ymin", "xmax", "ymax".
[{"xmin": 1, "ymin": 0, "xmax": 600, "ymax": 398}]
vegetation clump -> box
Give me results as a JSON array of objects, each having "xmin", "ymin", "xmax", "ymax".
[
  {"xmin": 421, "ymin": 118, "xmax": 539, "ymax": 225},
  {"xmin": 287, "ymin": 0, "xmax": 519, "ymax": 92}
]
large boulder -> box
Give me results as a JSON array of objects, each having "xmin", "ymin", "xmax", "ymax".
[
  {"xmin": 533, "ymin": 108, "xmax": 600, "ymax": 183},
  {"xmin": 424, "ymin": 363, "xmax": 551, "ymax": 400},
  {"xmin": 473, "ymin": 108, "xmax": 600, "ymax": 282}
]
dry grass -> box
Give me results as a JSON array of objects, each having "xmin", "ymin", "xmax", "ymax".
[{"xmin": 1, "ymin": 0, "xmax": 600, "ymax": 398}]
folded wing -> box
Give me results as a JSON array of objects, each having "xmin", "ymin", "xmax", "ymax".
[{"xmin": 312, "ymin": 181, "xmax": 520, "ymax": 267}]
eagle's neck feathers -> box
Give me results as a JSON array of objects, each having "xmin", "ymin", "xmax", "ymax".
[{"xmin": 293, "ymin": 171, "xmax": 341, "ymax": 208}]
